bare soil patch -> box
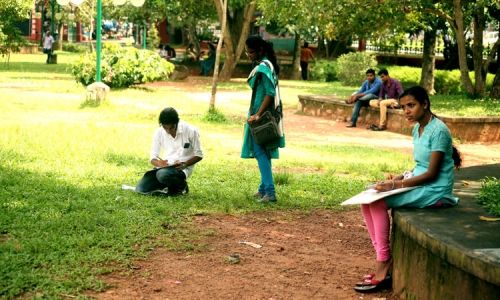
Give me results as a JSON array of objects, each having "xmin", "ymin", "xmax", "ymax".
[{"xmin": 92, "ymin": 210, "xmax": 393, "ymax": 300}]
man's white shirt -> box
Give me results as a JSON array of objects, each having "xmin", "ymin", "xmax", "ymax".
[
  {"xmin": 43, "ymin": 36, "xmax": 54, "ymax": 49},
  {"xmin": 150, "ymin": 121, "xmax": 203, "ymax": 177}
]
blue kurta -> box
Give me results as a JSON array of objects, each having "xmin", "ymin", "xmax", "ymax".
[
  {"xmin": 241, "ymin": 59, "xmax": 285, "ymax": 159},
  {"xmin": 385, "ymin": 117, "xmax": 458, "ymax": 208}
]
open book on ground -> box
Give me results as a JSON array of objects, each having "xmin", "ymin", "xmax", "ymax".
[{"xmin": 341, "ymin": 186, "xmax": 418, "ymax": 206}]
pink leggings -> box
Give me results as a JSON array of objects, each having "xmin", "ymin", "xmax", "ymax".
[{"xmin": 361, "ymin": 200, "xmax": 391, "ymax": 262}]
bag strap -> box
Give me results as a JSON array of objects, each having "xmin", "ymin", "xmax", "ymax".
[
  {"xmin": 259, "ymin": 60, "xmax": 282, "ymax": 119},
  {"xmin": 249, "ymin": 72, "xmax": 262, "ymax": 115}
]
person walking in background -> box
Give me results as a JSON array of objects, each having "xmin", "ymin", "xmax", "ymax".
[
  {"xmin": 241, "ymin": 36, "xmax": 285, "ymax": 203},
  {"xmin": 354, "ymin": 86, "xmax": 461, "ymax": 293},
  {"xmin": 345, "ymin": 69, "xmax": 382, "ymax": 128},
  {"xmin": 300, "ymin": 42, "xmax": 314, "ymax": 80},
  {"xmin": 369, "ymin": 69, "xmax": 404, "ymax": 131},
  {"xmin": 135, "ymin": 107, "xmax": 203, "ymax": 196},
  {"xmin": 42, "ymin": 31, "xmax": 54, "ymax": 64}
]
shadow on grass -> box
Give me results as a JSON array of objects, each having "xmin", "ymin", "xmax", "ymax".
[{"xmin": 0, "ymin": 150, "xmax": 187, "ymax": 298}]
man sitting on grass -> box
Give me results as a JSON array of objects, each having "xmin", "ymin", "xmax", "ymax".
[
  {"xmin": 345, "ymin": 69, "xmax": 382, "ymax": 128},
  {"xmin": 368, "ymin": 69, "xmax": 404, "ymax": 131},
  {"xmin": 135, "ymin": 107, "xmax": 203, "ymax": 196}
]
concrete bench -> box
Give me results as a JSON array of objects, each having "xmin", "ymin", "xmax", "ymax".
[
  {"xmin": 391, "ymin": 163, "xmax": 500, "ymax": 299},
  {"xmin": 297, "ymin": 95, "xmax": 500, "ymax": 143}
]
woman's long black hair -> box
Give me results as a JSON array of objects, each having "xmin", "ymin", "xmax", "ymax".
[
  {"xmin": 400, "ymin": 86, "xmax": 462, "ymax": 169},
  {"xmin": 245, "ymin": 35, "xmax": 280, "ymax": 75}
]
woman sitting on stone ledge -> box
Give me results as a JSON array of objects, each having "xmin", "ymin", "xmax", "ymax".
[{"xmin": 354, "ymin": 86, "xmax": 462, "ymax": 293}]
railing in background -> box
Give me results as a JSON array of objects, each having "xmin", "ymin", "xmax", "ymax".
[{"xmin": 351, "ymin": 41, "xmax": 495, "ymax": 59}]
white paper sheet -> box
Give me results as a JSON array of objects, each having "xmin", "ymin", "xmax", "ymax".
[
  {"xmin": 121, "ymin": 184, "xmax": 136, "ymax": 191},
  {"xmin": 341, "ymin": 186, "xmax": 418, "ymax": 206}
]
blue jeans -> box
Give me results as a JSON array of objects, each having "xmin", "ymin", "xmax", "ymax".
[
  {"xmin": 350, "ymin": 93, "xmax": 378, "ymax": 125},
  {"xmin": 136, "ymin": 167, "xmax": 186, "ymax": 195},
  {"xmin": 252, "ymin": 138, "xmax": 275, "ymax": 197}
]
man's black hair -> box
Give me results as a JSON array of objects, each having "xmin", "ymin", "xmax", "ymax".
[
  {"xmin": 159, "ymin": 107, "xmax": 180, "ymax": 125},
  {"xmin": 366, "ymin": 68, "xmax": 376, "ymax": 75},
  {"xmin": 378, "ymin": 69, "xmax": 389, "ymax": 76}
]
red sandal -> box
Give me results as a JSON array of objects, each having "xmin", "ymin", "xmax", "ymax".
[{"xmin": 354, "ymin": 275, "xmax": 392, "ymax": 293}]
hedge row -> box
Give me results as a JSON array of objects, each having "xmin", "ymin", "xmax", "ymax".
[{"xmin": 309, "ymin": 53, "xmax": 494, "ymax": 95}]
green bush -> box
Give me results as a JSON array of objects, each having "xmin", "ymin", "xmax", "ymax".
[
  {"xmin": 377, "ymin": 66, "xmax": 498, "ymax": 95},
  {"xmin": 62, "ymin": 42, "xmax": 89, "ymax": 53},
  {"xmin": 477, "ymin": 177, "xmax": 500, "ymax": 216},
  {"xmin": 384, "ymin": 66, "xmax": 463, "ymax": 95},
  {"xmin": 70, "ymin": 44, "xmax": 174, "ymax": 88},
  {"xmin": 310, "ymin": 60, "xmax": 338, "ymax": 82},
  {"xmin": 147, "ymin": 25, "xmax": 161, "ymax": 51},
  {"xmin": 434, "ymin": 70, "xmax": 464, "ymax": 95},
  {"xmin": 336, "ymin": 52, "xmax": 377, "ymax": 86},
  {"xmin": 202, "ymin": 107, "xmax": 228, "ymax": 123},
  {"xmin": 381, "ymin": 66, "xmax": 420, "ymax": 88}
]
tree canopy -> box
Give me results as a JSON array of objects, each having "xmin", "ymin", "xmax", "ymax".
[{"xmin": 0, "ymin": 0, "xmax": 32, "ymax": 57}]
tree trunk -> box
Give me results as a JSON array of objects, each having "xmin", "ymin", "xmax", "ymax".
[
  {"xmin": 214, "ymin": 0, "xmax": 256, "ymax": 81},
  {"xmin": 186, "ymin": 22, "xmax": 200, "ymax": 60},
  {"xmin": 472, "ymin": 5, "xmax": 486, "ymax": 95},
  {"xmin": 452, "ymin": 0, "xmax": 474, "ymax": 95},
  {"xmin": 420, "ymin": 29, "xmax": 437, "ymax": 95},
  {"xmin": 358, "ymin": 39, "xmax": 366, "ymax": 51},
  {"xmin": 316, "ymin": 35, "xmax": 325, "ymax": 58},
  {"xmin": 209, "ymin": 0, "xmax": 227, "ymax": 110},
  {"xmin": 325, "ymin": 39, "xmax": 330, "ymax": 58},
  {"xmin": 88, "ymin": 21, "xmax": 94, "ymax": 52},
  {"xmin": 290, "ymin": 33, "xmax": 301, "ymax": 80},
  {"xmin": 489, "ymin": 40, "xmax": 500, "ymax": 99},
  {"xmin": 57, "ymin": 23, "xmax": 64, "ymax": 51}
]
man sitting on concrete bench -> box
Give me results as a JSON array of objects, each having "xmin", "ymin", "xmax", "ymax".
[
  {"xmin": 369, "ymin": 69, "xmax": 404, "ymax": 131},
  {"xmin": 345, "ymin": 69, "xmax": 382, "ymax": 128}
]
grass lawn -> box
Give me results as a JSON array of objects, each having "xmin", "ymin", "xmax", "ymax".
[{"xmin": 0, "ymin": 52, "xmax": 488, "ymax": 298}]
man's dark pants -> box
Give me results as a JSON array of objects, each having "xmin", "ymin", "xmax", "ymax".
[
  {"xmin": 43, "ymin": 48, "xmax": 52, "ymax": 64},
  {"xmin": 136, "ymin": 167, "xmax": 187, "ymax": 195},
  {"xmin": 300, "ymin": 61, "xmax": 308, "ymax": 80},
  {"xmin": 349, "ymin": 93, "xmax": 378, "ymax": 126}
]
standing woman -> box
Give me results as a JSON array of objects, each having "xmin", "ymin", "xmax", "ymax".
[
  {"xmin": 355, "ymin": 86, "xmax": 462, "ymax": 293},
  {"xmin": 241, "ymin": 36, "xmax": 285, "ymax": 203}
]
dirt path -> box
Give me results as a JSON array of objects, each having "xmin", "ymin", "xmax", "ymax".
[
  {"xmin": 91, "ymin": 78, "xmax": 498, "ymax": 299},
  {"xmin": 91, "ymin": 210, "xmax": 392, "ymax": 300}
]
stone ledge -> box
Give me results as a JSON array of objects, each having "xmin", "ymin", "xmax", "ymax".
[
  {"xmin": 392, "ymin": 164, "xmax": 500, "ymax": 299},
  {"xmin": 297, "ymin": 94, "xmax": 500, "ymax": 143}
]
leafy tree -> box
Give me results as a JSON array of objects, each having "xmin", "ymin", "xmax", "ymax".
[
  {"xmin": 74, "ymin": 0, "xmax": 98, "ymax": 51},
  {"xmin": 424, "ymin": 0, "xmax": 499, "ymax": 97},
  {"xmin": 213, "ymin": 0, "xmax": 256, "ymax": 81},
  {"xmin": 107, "ymin": 0, "xmax": 216, "ymax": 58},
  {"xmin": 397, "ymin": 2, "xmax": 448, "ymax": 94},
  {"xmin": 485, "ymin": 4, "xmax": 499, "ymax": 99},
  {"xmin": 0, "ymin": 0, "xmax": 32, "ymax": 62},
  {"xmin": 257, "ymin": 0, "xmax": 314, "ymax": 79}
]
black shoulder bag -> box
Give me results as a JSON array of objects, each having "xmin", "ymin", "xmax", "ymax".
[{"xmin": 248, "ymin": 73, "xmax": 281, "ymax": 145}]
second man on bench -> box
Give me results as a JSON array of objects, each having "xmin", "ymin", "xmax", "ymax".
[{"xmin": 369, "ymin": 69, "xmax": 404, "ymax": 131}]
